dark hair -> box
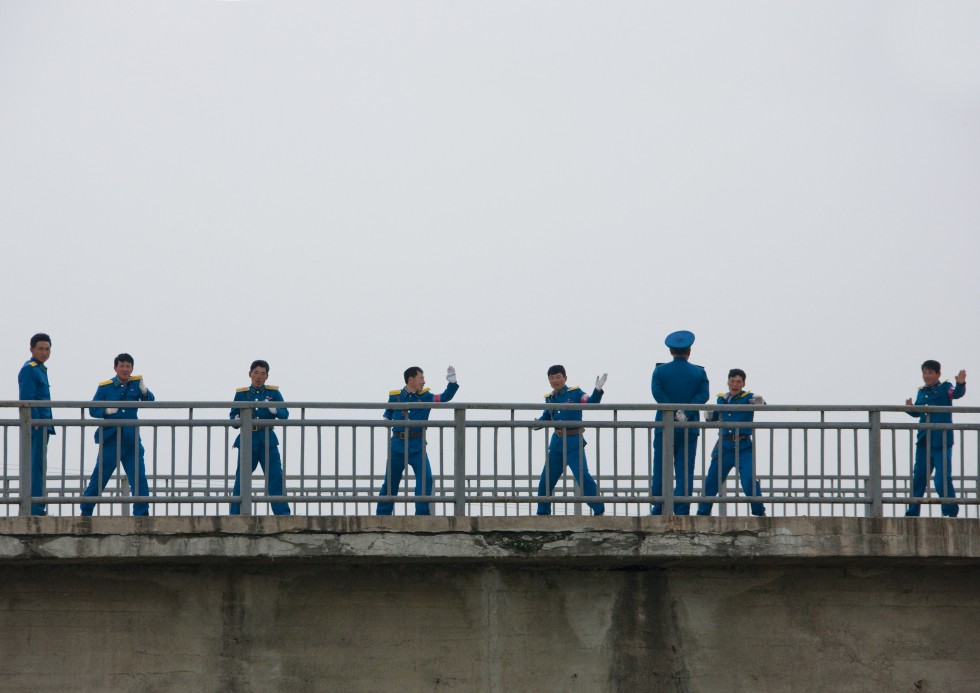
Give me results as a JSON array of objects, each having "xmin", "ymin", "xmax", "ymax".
[
  {"xmin": 30, "ymin": 333, "xmax": 51, "ymax": 348},
  {"xmin": 728, "ymin": 368, "xmax": 746, "ymax": 380},
  {"xmin": 250, "ymin": 359, "xmax": 270, "ymax": 373},
  {"xmin": 547, "ymin": 365, "xmax": 566, "ymax": 377},
  {"xmin": 670, "ymin": 348, "xmax": 692, "ymax": 357},
  {"xmin": 114, "ymin": 353, "xmax": 134, "ymax": 367},
  {"xmin": 404, "ymin": 366, "xmax": 423, "ymax": 383},
  {"xmin": 921, "ymin": 360, "xmax": 941, "ymax": 373}
]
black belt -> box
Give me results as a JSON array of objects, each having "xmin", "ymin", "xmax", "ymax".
[
  {"xmin": 556, "ymin": 428, "xmax": 584, "ymax": 437},
  {"xmin": 393, "ymin": 431, "xmax": 424, "ymax": 440},
  {"xmin": 723, "ymin": 434, "xmax": 752, "ymax": 441}
]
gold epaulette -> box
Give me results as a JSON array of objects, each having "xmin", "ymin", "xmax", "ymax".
[
  {"xmin": 131, "ymin": 375, "xmax": 142, "ymax": 381},
  {"xmin": 99, "ymin": 380, "xmax": 113, "ymax": 387},
  {"xmin": 28, "ymin": 361, "xmax": 38, "ymax": 367},
  {"xmin": 419, "ymin": 387, "xmax": 431, "ymax": 395},
  {"xmin": 716, "ymin": 392, "xmax": 727, "ymax": 398},
  {"xmin": 236, "ymin": 387, "xmax": 249, "ymax": 393},
  {"xmin": 389, "ymin": 389, "xmax": 403, "ymax": 396},
  {"xmin": 568, "ymin": 386, "xmax": 581, "ymax": 392},
  {"xmin": 266, "ymin": 385, "xmax": 279, "ymax": 390}
]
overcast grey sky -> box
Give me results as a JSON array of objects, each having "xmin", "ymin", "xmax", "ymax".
[{"xmin": 2, "ymin": 2, "xmax": 978, "ymax": 408}]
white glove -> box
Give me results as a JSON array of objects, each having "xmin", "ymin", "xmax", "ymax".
[
  {"xmin": 138, "ymin": 379, "xmax": 148, "ymax": 396},
  {"xmin": 104, "ymin": 408, "xmax": 118, "ymax": 416},
  {"xmin": 267, "ymin": 406, "xmax": 278, "ymax": 418},
  {"xmin": 595, "ymin": 373, "xmax": 607, "ymax": 391},
  {"xmin": 447, "ymin": 366, "xmax": 457, "ymax": 384},
  {"xmin": 749, "ymin": 395, "xmax": 767, "ymax": 405},
  {"xmin": 674, "ymin": 410, "xmax": 687, "ymax": 422}
]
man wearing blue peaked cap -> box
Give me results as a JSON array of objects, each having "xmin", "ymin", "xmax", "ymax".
[
  {"xmin": 665, "ymin": 330, "xmax": 695, "ymax": 350},
  {"xmin": 651, "ymin": 330, "xmax": 709, "ymax": 515}
]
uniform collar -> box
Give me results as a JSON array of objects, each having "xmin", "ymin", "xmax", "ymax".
[
  {"xmin": 250, "ymin": 385, "xmax": 266, "ymax": 394},
  {"xmin": 552, "ymin": 386, "xmax": 568, "ymax": 397}
]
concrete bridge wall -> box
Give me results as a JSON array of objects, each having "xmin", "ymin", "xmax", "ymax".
[{"xmin": 0, "ymin": 517, "xmax": 978, "ymax": 693}]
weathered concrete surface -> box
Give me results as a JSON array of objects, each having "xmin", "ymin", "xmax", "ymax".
[
  {"xmin": 1, "ymin": 516, "xmax": 978, "ymax": 563},
  {"xmin": 0, "ymin": 518, "xmax": 978, "ymax": 692}
]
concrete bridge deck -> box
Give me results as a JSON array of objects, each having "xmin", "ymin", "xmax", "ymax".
[
  {"xmin": 1, "ymin": 518, "xmax": 978, "ymax": 692},
  {"xmin": 1, "ymin": 515, "xmax": 978, "ymax": 564}
]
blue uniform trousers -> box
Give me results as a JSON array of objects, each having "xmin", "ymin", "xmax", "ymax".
[
  {"xmin": 906, "ymin": 443, "xmax": 958, "ymax": 517},
  {"xmin": 697, "ymin": 439, "xmax": 765, "ymax": 516},
  {"xmin": 231, "ymin": 439, "xmax": 290, "ymax": 516},
  {"xmin": 30, "ymin": 427, "xmax": 50, "ymax": 516},
  {"xmin": 651, "ymin": 430, "xmax": 699, "ymax": 515},
  {"xmin": 536, "ymin": 434, "xmax": 604, "ymax": 515},
  {"xmin": 377, "ymin": 440, "xmax": 433, "ymax": 516},
  {"xmin": 81, "ymin": 435, "xmax": 150, "ymax": 516}
]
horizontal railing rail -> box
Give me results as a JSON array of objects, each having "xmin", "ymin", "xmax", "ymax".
[{"xmin": 1, "ymin": 401, "xmax": 977, "ymax": 518}]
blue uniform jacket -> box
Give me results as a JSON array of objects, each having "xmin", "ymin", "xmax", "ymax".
[
  {"xmin": 651, "ymin": 358, "xmax": 710, "ymax": 422},
  {"xmin": 538, "ymin": 386, "xmax": 603, "ymax": 424},
  {"xmin": 90, "ymin": 375, "xmax": 155, "ymax": 443},
  {"xmin": 18, "ymin": 359, "xmax": 54, "ymax": 431},
  {"xmin": 384, "ymin": 383, "xmax": 459, "ymax": 434},
  {"xmin": 907, "ymin": 381, "xmax": 966, "ymax": 447},
  {"xmin": 704, "ymin": 391, "xmax": 756, "ymax": 437},
  {"xmin": 230, "ymin": 385, "xmax": 288, "ymax": 448}
]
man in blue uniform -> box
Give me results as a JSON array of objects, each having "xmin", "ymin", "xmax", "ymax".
[
  {"xmin": 229, "ymin": 359, "xmax": 290, "ymax": 516},
  {"xmin": 651, "ymin": 330, "xmax": 709, "ymax": 515},
  {"xmin": 535, "ymin": 365, "xmax": 607, "ymax": 516},
  {"xmin": 376, "ymin": 366, "xmax": 459, "ymax": 516},
  {"xmin": 697, "ymin": 369, "xmax": 766, "ymax": 517},
  {"xmin": 904, "ymin": 360, "xmax": 967, "ymax": 517},
  {"xmin": 18, "ymin": 333, "xmax": 54, "ymax": 516},
  {"xmin": 81, "ymin": 353, "xmax": 154, "ymax": 517}
]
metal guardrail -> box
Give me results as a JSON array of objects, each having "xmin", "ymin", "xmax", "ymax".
[{"xmin": 2, "ymin": 401, "xmax": 978, "ymax": 518}]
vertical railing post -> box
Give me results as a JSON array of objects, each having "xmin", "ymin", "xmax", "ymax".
[
  {"xmin": 453, "ymin": 408, "xmax": 466, "ymax": 517},
  {"xmin": 868, "ymin": 409, "xmax": 883, "ymax": 518},
  {"xmin": 663, "ymin": 409, "xmax": 675, "ymax": 516},
  {"xmin": 19, "ymin": 406, "xmax": 33, "ymax": 517},
  {"xmin": 240, "ymin": 406, "xmax": 253, "ymax": 516}
]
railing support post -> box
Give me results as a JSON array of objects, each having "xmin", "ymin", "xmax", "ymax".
[
  {"xmin": 240, "ymin": 407, "xmax": 253, "ymax": 516},
  {"xmin": 453, "ymin": 408, "xmax": 466, "ymax": 517},
  {"xmin": 663, "ymin": 410, "xmax": 675, "ymax": 516},
  {"xmin": 868, "ymin": 409, "xmax": 883, "ymax": 518},
  {"xmin": 19, "ymin": 406, "xmax": 33, "ymax": 517}
]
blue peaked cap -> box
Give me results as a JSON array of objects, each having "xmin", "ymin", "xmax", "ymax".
[{"xmin": 665, "ymin": 330, "xmax": 695, "ymax": 349}]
